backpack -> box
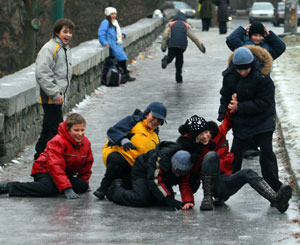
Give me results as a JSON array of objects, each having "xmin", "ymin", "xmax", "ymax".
[{"xmin": 101, "ymin": 57, "xmax": 126, "ymax": 86}]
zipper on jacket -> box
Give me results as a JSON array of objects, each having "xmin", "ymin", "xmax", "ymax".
[{"xmin": 63, "ymin": 47, "xmax": 70, "ymax": 100}]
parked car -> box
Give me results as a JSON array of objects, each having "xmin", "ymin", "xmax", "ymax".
[
  {"xmin": 249, "ymin": 2, "xmax": 275, "ymax": 23},
  {"xmin": 163, "ymin": 1, "xmax": 196, "ymax": 18},
  {"xmin": 273, "ymin": 2, "xmax": 300, "ymax": 26}
]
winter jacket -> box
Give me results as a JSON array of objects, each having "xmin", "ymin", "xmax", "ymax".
[
  {"xmin": 226, "ymin": 26, "xmax": 286, "ymax": 60},
  {"xmin": 31, "ymin": 121, "xmax": 94, "ymax": 192},
  {"xmin": 102, "ymin": 109, "xmax": 160, "ymax": 167},
  {"xmin": 199, "ymin": 0, "xmax": 213, "ymax": 19},
  {"xmin": 36, "ymin": 37, "xmax": 72, "ymax": 104},
  {"xmin": 98, "ymin": 19, "xmax": 127, "ymax": 62},
  {"xmin": 177, "ymin": 110, "xmax": 234, "ymax": 203},
  {"xmin": 131, "ymin": 141, "xmax": 182, "ymax": 203},
  {"xmin": 161, "ymin": 12, "xmax": 205, "ymax": 53},
  {"xmin": 218, "ymin": 45, "xmax": 275, "ymax": 140},
  {"xmin": 214, "ymin": 0, "xmax": 229, "ymax": 22}
]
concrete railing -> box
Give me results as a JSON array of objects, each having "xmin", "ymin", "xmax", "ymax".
[{"xmin": 0, "ymin": 10, "xmax": 176, "ymax": 164}]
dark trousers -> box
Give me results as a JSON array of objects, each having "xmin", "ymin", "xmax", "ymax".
[
  {"xmin": 202, "ymin": 18, "xmax": 211, "ymax": 31},
  {"xmin": 7, "ymin": 173, "xmax": 89, "ymax": 197},
  {"xmin": 34, "ymin": 104, "xmax": 63, "ymax": 160},
  {"xmin": 201, "ymin": 151, "xmax": 261, "ymax": 199},
  {"xmin": 218, "ymin": 21, "xmax": 227, "ymax": 34},
  {"xmin": 231, "ymin": 132, "xmax": 282, "ymax": 192},
  {"xmin": 167, "ymin": 47, "xmax": 185, "ymax": 75},
  {"xmin": 99, "ymin": 152, "xmax": 132, "ymax": 194}
]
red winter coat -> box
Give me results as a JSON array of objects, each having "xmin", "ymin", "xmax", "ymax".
[
  {"xmin": 179, "ymin": 111, "xmax": 234, "ymax": 203},
  {"xmin": 31, "ymin": 121, "xmax": 94, "ymax": 192}
]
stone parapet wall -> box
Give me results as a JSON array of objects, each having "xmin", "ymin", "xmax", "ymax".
[{"xmin": 0, "ymin": 10, "xmax": 176, "ymax": 164}]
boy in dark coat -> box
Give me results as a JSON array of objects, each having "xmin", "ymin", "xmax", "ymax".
[
  {"xmin": 161, "ymin": 11, "xmax": 206, "ymax": 83},
  {"xmin": 106, "ymin": 141, "xmax": 193, "ymax": 210}
]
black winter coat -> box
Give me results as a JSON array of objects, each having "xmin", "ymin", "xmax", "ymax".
[
  {"xmin": 219, "ymin": 45, "xmax": 276, "ymax": 140},
  {"xmin": 131, "ymin": 141, "xmax": 182, "ymax": 203},
  {"xmin": 214, "ymin": 0, "xmax": 229, "ymax": 22}
]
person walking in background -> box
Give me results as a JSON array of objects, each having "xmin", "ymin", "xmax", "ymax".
[
  {"xmin": 0, "ymin": 113, "xmax": 94, "ymax": 199},
  {"xmin": 161, "ymin": 11, "xmax": 206, "ymax": 83},
  {"xmin": 98, "ymin": 7, "xmax": 135, "ymax": 82},
  {"xmin": 34, "ymin": 18, "xmax": 75, "ymax": 160},
  {"xmin": 214, "ymin": 0, "xmax": 229, "ymax": 34},
  {"xmin": 93, "ymin": 102, "xmax": 167, "ymax": 200},
  {"xmin": 199, "ymin": 0, "xmax": 213, "ymax": 31}
]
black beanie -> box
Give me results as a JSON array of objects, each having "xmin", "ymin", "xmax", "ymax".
[{"xmin": 248, "ymin": 22, "xmax": 265, "ymax": 37}]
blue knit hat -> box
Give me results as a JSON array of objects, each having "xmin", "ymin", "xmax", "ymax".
[
  {"xmin": 171, "ymin": 150, "xmax": 192, "ymax": 175},
  {"xmin": 146, "ymin": 102, "xmax": 167, "ymax": 121},
  {"xmin": 233, "ymin": 47, "xmax": 254, "ymax": 69}
]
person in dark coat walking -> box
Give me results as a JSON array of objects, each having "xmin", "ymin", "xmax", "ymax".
[
  {"xmin": 176, "ymin": 111, "xmax": 292, "ymax": 213},
  {"xmin": 219, "ymin": 46, "xmax": 283, "ymax": 194},
  {"xmin": 106, "ymin": 142, "xmax": 193, "ymax": 210},
  {"xmin": 199, "ymin": 0, "xmax": 213, "ymax": 31},
  {"xmin": 214, "ymin": 0, "xmax": 229, "ymax": 34},
  {"xmin": 0, "ymin": 113, "xmax": 94, "ymax": 199},
  {"xmin": 161, "ymin": 11, "xmax": 206, "ymax": 83}
]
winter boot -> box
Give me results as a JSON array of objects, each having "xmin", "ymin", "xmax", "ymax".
[
  {"xmin": 93, "ymin": 187, "xmax": 106, "ymax": 200},
  {"xmin": 250, "ymin": 178, "xmax": 292, "ymax": 213},
  {"xmin": 0, "ymin": 181, "xmax": 8, "ymax": 195},
  {"xmin": 176, "ymin": 73, "xmax": 183, "ymax": 83},
  {"xmin": 200, "ymin": 176, "xmax": 214, "ymax": 211},
  {"xmin": 161, "ymin": 55, "xmax": 168, "ymax": 69}
]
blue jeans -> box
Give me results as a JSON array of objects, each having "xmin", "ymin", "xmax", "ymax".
[{"xmin": 201, "ymin": 151, "xmax": 261, "ymax": 200}]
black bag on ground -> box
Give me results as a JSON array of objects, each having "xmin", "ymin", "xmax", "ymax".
[{"xmin": 101, "ymin": 57, "xmax": 126, "ymax": 86}]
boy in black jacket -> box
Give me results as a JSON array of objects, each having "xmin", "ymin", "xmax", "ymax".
[{"xmin": 106, "ymin": 141, "xmax": 193, "ymax": 210}]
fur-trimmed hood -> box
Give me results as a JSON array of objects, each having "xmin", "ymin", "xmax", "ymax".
[{"xmin": 227, "ymin": 45, "xmax": 273, "ymax": 76}]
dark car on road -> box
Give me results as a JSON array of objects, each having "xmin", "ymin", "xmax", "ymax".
[{"xmin": 273, "ymin": 2, "xmax": 300, "ymax": 26}]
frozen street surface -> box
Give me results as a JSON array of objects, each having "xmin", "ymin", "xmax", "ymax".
[{"xmin": 0, "ymin": 18, "xmax": 299, "ymax": 244}]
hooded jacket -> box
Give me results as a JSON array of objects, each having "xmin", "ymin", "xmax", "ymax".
[
  {"xmin": 218, "ymin": 45, "xmax": 275, "ymax": 140},
  {"xmin": 131, "ymin": 141, "xmax": 182, "ymax": 203},
  {"xmin": 31, "ymin": 121, "xmax": 94, "ymax": 192},
  {"xmin": 226, "ymin": 26, "xmax": 286, "ymax": 60},
  {"xmin": 177, "ymin": 110, "xmax": 234, "ymax": 204},
  {"xmin": 102, "ymin": 109, "xmax": 160, "ymax": 167},
  {"xmin": 36, "ymin": 37, "xmax": 72, "ymax": 104},
  {"xmin": 161, "ymin": 12, "xmax": 205, "ymax": 53}
]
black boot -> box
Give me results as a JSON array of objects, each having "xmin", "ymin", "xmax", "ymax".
[
  {"xmin": 161, "ymin": 55, "xmax": 168, "ymax": 69},
  {"xmin": 93, "ymin": 187, "xmax": 106, "ymax": 200},
  {"xmin": 200, "ymin": 176, "xmax": 214, "ymax": 211},
  {"xmin": 0, "ymin": 181, "xmax": 8, "ymax": 195},
  {"xmin": 106, "ymin": 179, "xmax": 124, "ymax": 201},
  {"xmin": 250, "ymin": 178, "xmax": 292, "ymax": 213},
  {"xmin": 123, "ymin": 73, "xmax": 136, "ymax": 82},
  {"xmin": 176, "ymin": 73, "xmax": 183, "ymax": 83}
]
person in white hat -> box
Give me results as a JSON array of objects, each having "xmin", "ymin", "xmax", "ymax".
[{"xmin": 98, "ymin": 7, "xmax": 135, "ymax": 82}]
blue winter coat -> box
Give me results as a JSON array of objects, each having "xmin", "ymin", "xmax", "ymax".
[
  {"xmin": 98, "ymin": 19, "xmax": 127, "ymax": 61},
  {"xmin": 226, "ymin": 26, "xmax": 286, "ymax": 60}
]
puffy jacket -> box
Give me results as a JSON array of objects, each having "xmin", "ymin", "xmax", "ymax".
[
  {"xmin": 36, "ymin": 37, "xmax": 72, "ymax": 104},
  {"xmin": 226, "ymin": 26, "xmax": 286, "ymax": 60},
  {"xmin": 131, "ymin": 141, "xmax": 182, "ymax": 203},
  {"xmin": 31, "ymin": 121, "xmax": 94, "ymax": 192},
  {"xmin": 178, "ymin": 111, "xmax": 234, "ymax": 203},
  {"xmin": 102, "ymin": 109, "xmax": 160, "ymax": 167},
  {"xmin": 218, "ymin": 45, "xmax": 276, "ymax": 140}
]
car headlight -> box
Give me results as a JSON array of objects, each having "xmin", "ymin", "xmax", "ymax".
[{"xmin": 192, "ymin": 9, "xmax": 196, "ymax": 14}]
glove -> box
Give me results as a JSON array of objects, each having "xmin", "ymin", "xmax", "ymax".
[
  {"xmin": 161, "ymin": 48, "xmax": 166, "ymax": 52},
  {"xmin": 121, "ymin": 138, "xmax": 137, "ymax": 152},
  {"xmin": 63, "ymin": 188, "xmax": 80, "ymax": 199},
  {"xmin": 200, "ymin": 43, "xmax": 206, "ymax": 53},
  {"xmin": 165, "ymin": 196, "xmax": 184, "ymax": 211}
]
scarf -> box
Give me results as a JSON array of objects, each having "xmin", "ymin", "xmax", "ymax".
[{"xmin": 112, "ymin": 19, "xmax": 122, "ymax": 45}]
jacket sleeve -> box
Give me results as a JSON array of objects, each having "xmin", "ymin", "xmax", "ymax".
[
  {"xmin": 161, "ymin": 24, "xmax": 170, "ymax": 51},
  {"xmin": 107, "ymin": 115, "xmax": 139, "ymax": 145},
  {"xmin": 179, "ymin": 174, "xmax": 194, "ymax": 203},
  {"xmin": 219, "ymin": 109, "xmax": 232, "ymax": 134},
  {"xmin": 78, "ymin": 141, "xmax": 94, "ymax": 184},
  {"xmin": 147, "ymin": 157, "xmax": 173, "ymax": 203},
  {"xmin": 225, "ymin": 26, "xmax": 246, "ymax": 51},
  {"xmin": 98, "ymin": 20, "xmax": 109, "ymax": 46},
  {"xmin": 264, "ymin": 31, "xmax": 286, "ymax": 60},
  {"xmin": 237, "ymin": 76, "xmax": 275, "ymax": 116},
  {"xmin": 46, "ymin": 139, "xmax": 72, "ymax": 192},
  {"xmin": 35, "ymin": 44, "xmax": 61, "ymax": 100},
  {"xmin": 187, "ymin": 29, "xmax": 205, "ymax": 53}
]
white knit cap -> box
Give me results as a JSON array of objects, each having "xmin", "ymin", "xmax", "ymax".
[{"xmin": 105, "ymin": 7, "xmax": 117, "ymax": 16}]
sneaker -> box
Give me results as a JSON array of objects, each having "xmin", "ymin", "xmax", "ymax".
[{"xmin": 161, "ymin": 56, "xmax": 168, "ymax": 69}]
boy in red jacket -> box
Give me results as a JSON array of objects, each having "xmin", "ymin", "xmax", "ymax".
[
  {"xmin": 0, "ymin": 113, "xmax": 94, "ymax": 199},
  {"xmin": 177, "ymin": 107, "xmax": 292, "ymax": 213}
]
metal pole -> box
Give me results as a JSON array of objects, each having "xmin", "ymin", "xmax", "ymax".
[{"xmin": 52, "ymin": 0, "xmax": 64, "ymax": 25}]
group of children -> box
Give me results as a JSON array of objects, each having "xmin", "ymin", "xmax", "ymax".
[{"xmin": 0, "ymin": 9, "xmax": 293, "ymax": 214}]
